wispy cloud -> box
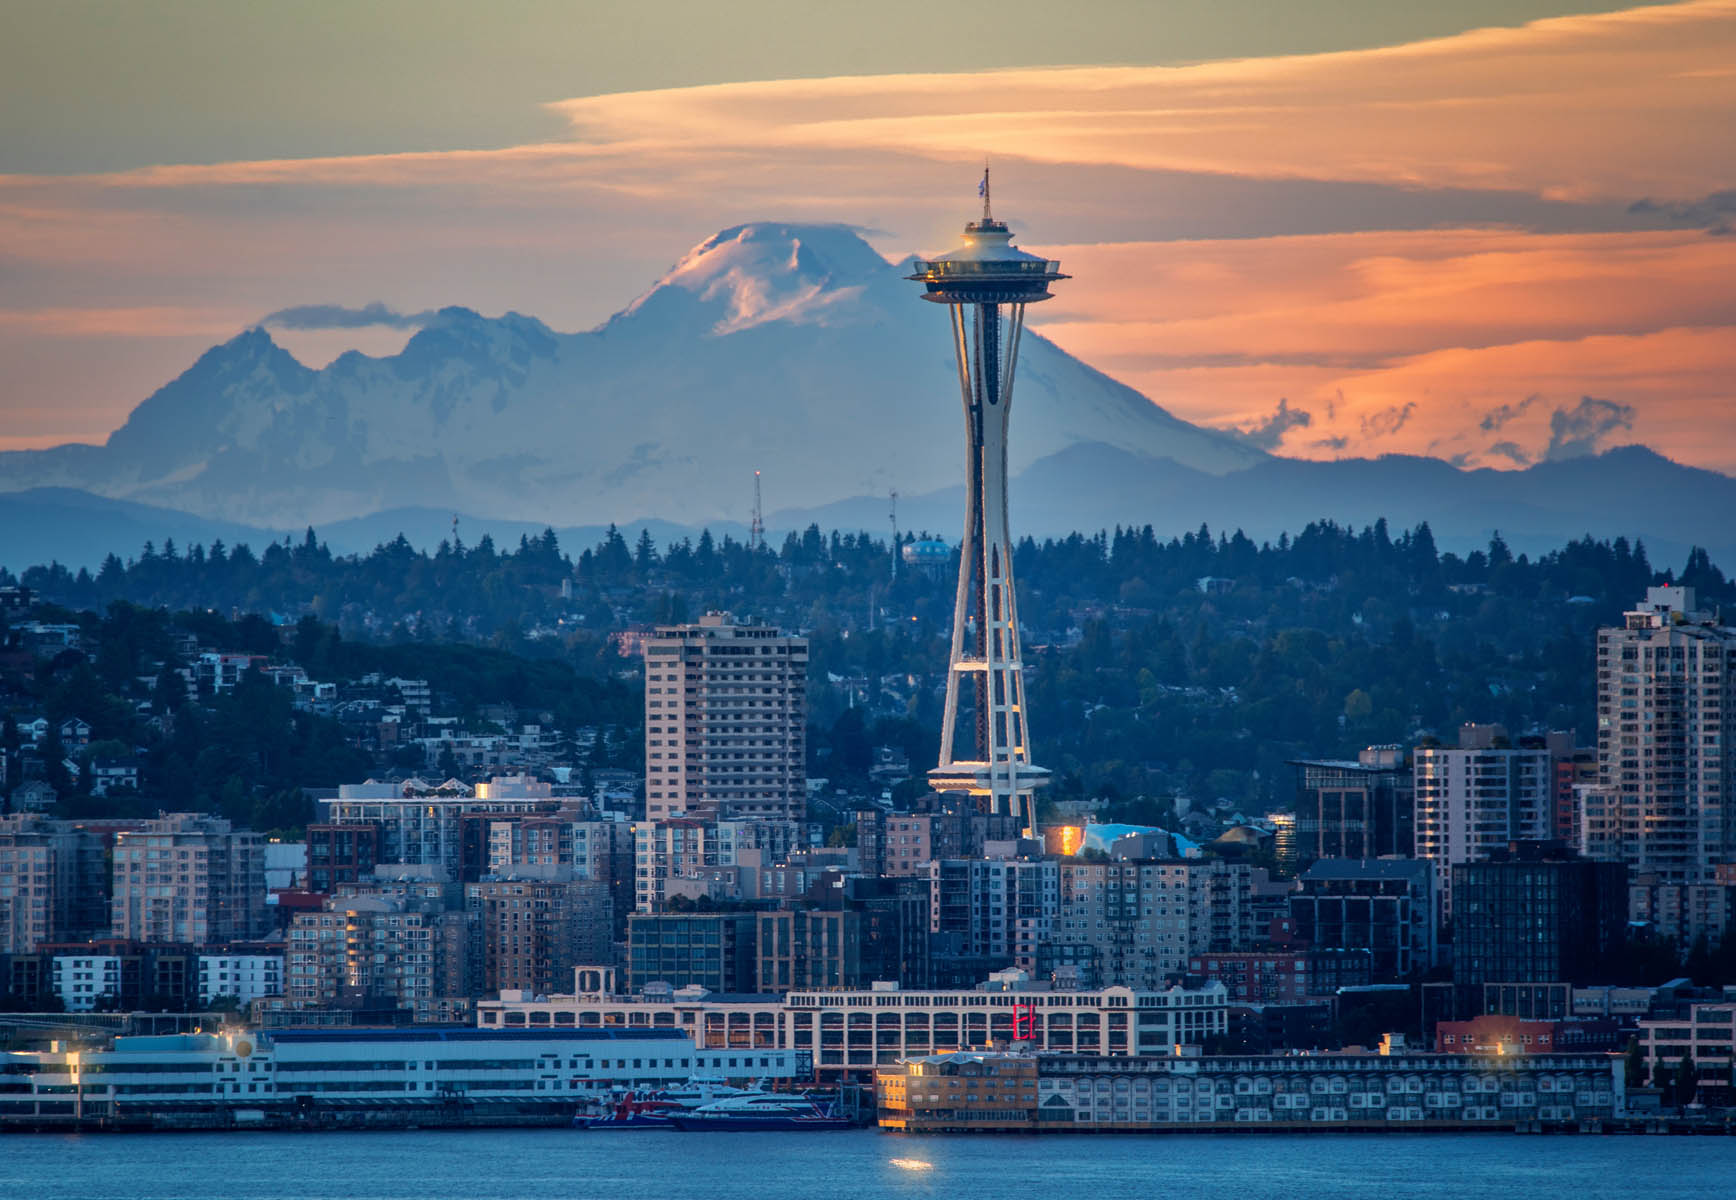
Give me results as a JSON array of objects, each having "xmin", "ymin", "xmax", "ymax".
[
  {"xmin": 1234, "ymin": 398, "xmax": 1312, "ymax": 450},
  {"xmin": 261, "ymin": 302, "xmax": 436, "ymax": 331},
  {"xmin": 1545, "ymin": 395, "xmax": 1637, "ymax": 460}
]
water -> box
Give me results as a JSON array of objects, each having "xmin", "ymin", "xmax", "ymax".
[{"xmin": 2, "ymin": 1129, "xmax": 1733, "ymax": 1200}]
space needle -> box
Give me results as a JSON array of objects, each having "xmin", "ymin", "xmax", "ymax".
[{"xmin": 908, "ymin": 169, "xmax": 1067, "ymax": 838}]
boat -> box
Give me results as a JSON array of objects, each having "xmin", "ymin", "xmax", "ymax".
[
  {"xmin": 575, "ymin": 1080, "xmax": 761, "ymax": 1129},
  {"xmin": 575, "ymin": 1090, "xmax": 681, "ymax": 1129},
  {"xmin": 666, "ymin": 1092, "xmax": 852, "ymax": 1131}
]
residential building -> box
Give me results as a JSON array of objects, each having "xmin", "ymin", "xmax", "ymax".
[
  {"xmin": 87, "ymin": 757, "xmax": 140, "ymax": 797},
  {"xmin": 859, "ymin": 807, "xmax": 1021, "ymax": 877},
  {"xmin": 1188, "ymin": 949, "xmax": 1373, "ymax": 1004},
  {"xmin": 1627, "ymin": 876, "xmax": 1736, "ymax": 950},
  {"xmin": 466, "ymin": 872, "xmax": 613, "ymax": 996},
  {"xmin": 1413, "ymin": 723, "xmax": 1553, "ymax": 919},
  {"xmin": 1041, "ymin": 858, "xmax": 1254, "ymax": 990},
  {"xmin": 1591, "ymin": 586, "xmax": 1736, "ymax": 882},
  {"xmin": 928, "ymin": 855, "xmax": 1058, "ymax": 972},
  {"xmin": 633, "ymin": 818, "xmax": 798, "ymax": 912},
  {"xmin": 0, "ymin": 814, "xmax": 93, "ymax": 953},
  {"xmin": 8, "ymin": 780, "xmax": 57, "ymax": 814},
  {"xmin": 46, "ymin": 941, "xmax": 197, "ymax": 1012},
  {"xmin": 305, "ymin": 823, "xmax": 379, "ymax": 894},
  {"xmin": 316, "ymin": 776, "xmax": 563, "ymax": 882},
  {"xmin": 626, "ymin": 912, "xmax": 758, "ymax": 993},
  {"xmin": 486, "ymin": 812, "xmax": 633, "ymax": 934},
  {"xmin": 1638, "ymin": 1002, "xmax": 1736, "ymax": 1101},
  {"xmin": 285, "ymin": 896, "xmax": 478, "ymax": 1022},
  {"xmin": 110, "ymin": 814, "xmax": 268, "ymax": 945},
  {"xmin": 755, "ymin": 875, "xmax": 930, "ymax": 992},
  {"xmin": 1451, "ymin": 842, "xmax": 1626, "ymax": 995},
  {"xmin": 1288, "ymin": 858, "xmax": 1435, "ymax": 980},
  {"xmin": 1288, "ymin": 745, "xmax": 1414, "ymax": 866},
  {"xmin": 196, "ymin": 949, "xmax": 286, "ymax": 1006},
  {"xmin": 642, "ymin": 613, "xmax": 807, "ymax": 821}
]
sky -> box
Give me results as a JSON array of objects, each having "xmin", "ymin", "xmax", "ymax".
[{"xmin": 1, "ymin": 0, "xmax": 1731, "ymax": 470}]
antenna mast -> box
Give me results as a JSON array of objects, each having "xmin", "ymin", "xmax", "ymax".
[
  {"xmin": 889, "ymin": 490, "xmax": 899, "ymax": 582},
  {"xmin": 750, "ymin": 470, "xmax": 764, "ymax": 552}
]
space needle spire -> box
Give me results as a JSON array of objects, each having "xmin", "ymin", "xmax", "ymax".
[{"xmin": 907, "ymin": 175, "xmax": 1068, "ymax": 838}]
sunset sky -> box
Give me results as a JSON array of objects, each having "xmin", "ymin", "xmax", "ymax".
[{"xmin": 2, "ymin": 0, "xmax": 1731, "ymax": 470}]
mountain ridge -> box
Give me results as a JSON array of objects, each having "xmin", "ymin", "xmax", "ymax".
[
  {"xmin": 0, "ymin": 222, "xmax": 1263, "ymax": 528},
  {"xmin": 0, "ymin": 221, "xmax": 1726, "ymax": 570},
  {"xmin": 6, "ymin": 443, "xmax": 1734, "ymax": 575}
]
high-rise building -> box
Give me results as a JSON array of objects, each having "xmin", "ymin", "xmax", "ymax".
[
  {"xmin": 1288, "ymin": 858, "xmax": 1435, "ymax": 980},
  {"xmin": 641, "ymin": 613, "xmax": 807, "ymax": 822},
  {"xmin": 1451, "ymin": 842, "xmax": 1626, "ymax": 995},
  {"xmin": 465, "ymin": 871, "xmax": 613, "ymax": 996},
  {"xmin": 1590, "ymin": 586, "xmax": 1736, "ymax": 882},
  {"xmin": 110, "ymin": 814, "xmax": 268, "ymax": 945},
  {"xmin": 858, "ymin": 806, "xmax": 1021, "ymax": 877},
  {"xmin": 632, "ymin": 818, "xmax": 799, "ymax": 913},
  {"xmin": 285, "ymin": 896, "xmax": 477, "ymax": 1021},
  {"xmin": 1288, "ymin": 745, "xmax": 1414, "ymax": 867},
  {"xmin": 0, "ymin": 814, "xmax": 100, "ymax": 953},
  {"xmin": 625, "ymin": 912, "xmax": 758, "ymax": 993},
  {"xmin": 1041, "ymin": 858, "xmax": 1253, "ymax": 990},
  {"xmin": 305, "ymin": 822, "xmax": 379, "ymax": 894},
  {"xmin": 928, "ymin": 855, "xmax": 1058, "ymax": 972},
  {"xmin": 1413, "ymin": 724, "xmax": 1553, "ymax": 919},
  {"xmin": 485, "ymin": 812, "xmax": 633, "ymax": 938},
  {"xmin": 754, "ymin": 871, "xmax": 932, "ymax": 993},
  {"xmin": 316, "ymin": 776, "xmax": 564, "ymax": 882},
  {"xmin": 907, "ymin": 174, "xmax": 1066, "ymax": 836}
]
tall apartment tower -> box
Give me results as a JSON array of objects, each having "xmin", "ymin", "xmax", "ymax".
[
  {"xmin": 1413, "ymin": 723, "xmax": 1553, "ymax": 920},
  {"xmin": 1591, "ymin": 587, "xmax": 1736, "ymax": 882},
  {"xmin": 110, "ymin": 813, "xmax": 268, "ymax": 944},
  {"xmin": 0, "ymin": 815, "xmax": 93, "ymax": 953},
  {"xmin": 642, "ymin": 613, "xmax": 807, "ymax": 822}
]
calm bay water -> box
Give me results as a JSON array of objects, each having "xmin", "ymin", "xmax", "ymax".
[{"xmin": 2, "ymin": 1129, "xmax": 1733, "ymax": 1200}]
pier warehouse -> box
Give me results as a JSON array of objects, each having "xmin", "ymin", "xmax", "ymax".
[
  {"xmin": 878, "ymin": 1048, "xmax": 1622, "ymax": 1132},
  {"xmin": 0, "ymin": 1028, "xmax": 803, "ymax": 1126}
]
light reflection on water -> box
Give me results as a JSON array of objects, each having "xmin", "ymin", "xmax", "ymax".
[{"xmin": 2, "ymin": 1128, "xmax": 1733, "ymax": 1200}]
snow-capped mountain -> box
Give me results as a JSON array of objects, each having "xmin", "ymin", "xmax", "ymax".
[{"xmin": 0, "ymin": 223, "xmax": 1263, "ymax": 529}]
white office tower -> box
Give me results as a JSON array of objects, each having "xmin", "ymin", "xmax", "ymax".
[
  {"xmin": 642, "ymin": 613, "xmax": 808, "ymax": 821},
  {"xmin": 1413, "ymin": 723, "xmax": 1553, "ymax": 919},
  {"xmin": 907, "ymin": 171, "xmax": 1066, "ymax": 837},
  {"xmin": 1589, "ymin": 587, "xmax": 1736, "ymax": 882}
]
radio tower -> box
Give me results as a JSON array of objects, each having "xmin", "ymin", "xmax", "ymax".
[
  {"xmin": 907, "ymin": 167, "xmax": 1067, "ymax": 837},
  {"xmin": 889, "ymin": 490, "xmax": 899, "ymax": 582},
  {"xmin": 750, "ymin": 470, "xmax": 765, "ymax": 552}
]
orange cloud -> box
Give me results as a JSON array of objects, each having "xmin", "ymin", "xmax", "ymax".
[
  {"xmin": 547, "ymin": 0, "xmax": 1736, "ymax": 201},
  {"xmin": 1031, "ymin": 229, "xmax": 1736, "ymax": 470},
  {"xmin": 0, "ymin": 2, "xmax": 1732, "ymax": 468}
]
